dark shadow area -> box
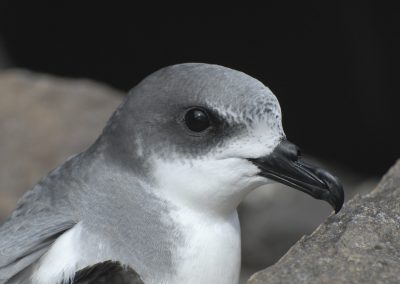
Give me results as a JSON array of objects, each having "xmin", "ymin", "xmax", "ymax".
[{"xmin": 1, "ymin": 2, "xmax": 399, "ymax": 176}]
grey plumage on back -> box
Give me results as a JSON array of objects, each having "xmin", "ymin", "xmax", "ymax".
[
  {"xmin": 0, "ymin": 142, "xmax": 179, "ymax": 283},
  {"xmin": 0, "ymin": 155, "xmax": 78, "ymax": 282}
]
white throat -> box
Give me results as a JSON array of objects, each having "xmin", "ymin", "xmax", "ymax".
[{"xmin": 151, "ymin": 156, "xmax": 266, "ymax": 216}]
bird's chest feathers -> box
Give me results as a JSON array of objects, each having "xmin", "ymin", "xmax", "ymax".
[{"xmin": 170, "ymin": 209, "xmax": 241, "ymax": 284}]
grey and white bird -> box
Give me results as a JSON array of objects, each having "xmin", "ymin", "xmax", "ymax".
[{"xmin": 0, "ymin": 63, "xmax": 344, "ymax": 284}]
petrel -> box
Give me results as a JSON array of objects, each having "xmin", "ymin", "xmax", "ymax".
[{"xmin": 0, "ymin": 63, "xmax": 344, "ymax": 284}]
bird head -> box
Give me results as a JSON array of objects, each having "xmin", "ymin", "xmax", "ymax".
[{"xmin": 102, "ymin": 63, "xmax": 344, "ymax": 216}]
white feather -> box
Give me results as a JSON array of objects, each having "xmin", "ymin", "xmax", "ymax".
[{"xmin": 32, "ymin": 223, "xmax": 83, "ymax": 284}]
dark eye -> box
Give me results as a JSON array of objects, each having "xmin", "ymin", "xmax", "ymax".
[{"xmin": 184, "ymin": 108, "xmax": 211, "ymax": 132}]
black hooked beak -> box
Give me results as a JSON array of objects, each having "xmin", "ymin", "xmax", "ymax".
[{"xmin": 249, "ymin": 139, "xmax": 344, "ymax": 213}]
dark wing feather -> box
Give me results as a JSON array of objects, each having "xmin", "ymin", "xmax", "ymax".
[{"xmin": 68, "ymin": 261, "xmax": 144, "ymax": 284}]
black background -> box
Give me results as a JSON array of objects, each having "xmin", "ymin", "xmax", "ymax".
[{"xmin": 1, "ymin": 1, "xmax": 399, "ymax": 176}]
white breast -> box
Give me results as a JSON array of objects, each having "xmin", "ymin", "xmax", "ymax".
[
  {"xmin": 31, "ymin": 222, "xmax": 108, "ymax": 284},
  {"xmin": 31, "ymin": 223, "xmax": 84, "ymax": 284},
  {"xmin": 31, "ymin": 211, "xmax": 241, "ymax": 284},
  {"xmin": 169, "ymin": 208, "xmax": 242, "ymax": 284}
]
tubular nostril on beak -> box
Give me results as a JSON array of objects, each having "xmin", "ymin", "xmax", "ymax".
[
  {"xmin": 279, "ymin": 139, "xmax": 301, "ymax": 162},
  {"xmin": 296, "ymin": 146, "xmax": 301, "ymax": 160}
]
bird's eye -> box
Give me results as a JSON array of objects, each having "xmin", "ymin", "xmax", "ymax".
[{"xmin": 184, "ymin": 108, "xmax": 211, "ymax": 132}]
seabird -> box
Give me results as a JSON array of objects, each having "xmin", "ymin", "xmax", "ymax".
[{"xmin": 0, "ymin": 63, "xmax": 344, "ymax": 284}]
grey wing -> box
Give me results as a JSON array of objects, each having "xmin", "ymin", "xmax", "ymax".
[{"xmin": 0, "ymin": 187, "xmax": 76, "ymax": 283}]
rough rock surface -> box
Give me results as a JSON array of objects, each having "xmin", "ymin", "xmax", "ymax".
[
  {"xmin": 0, "ymin": 69, "xmax": 123, "ymax": 220},
  {"xmin": 248, "ymin": 160, "xmax": 400, "ymax": 284}
]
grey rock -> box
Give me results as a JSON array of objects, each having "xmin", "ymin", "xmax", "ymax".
[
  {"xmin": 248, "ymin": 160, "xmax": 400, "ymax": 284},
  {"xmin": 239, "ymin": 159, "xmax": 377, "ymax": 283}
]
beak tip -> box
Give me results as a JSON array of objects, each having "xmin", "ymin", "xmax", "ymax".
[
  {"xmin": 327, "ymin": 177, "xmax": 344, "ymax": 214},
  {"xmin": 334, "ymin": 201, "xmax": 343, "ymax": 214}
]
